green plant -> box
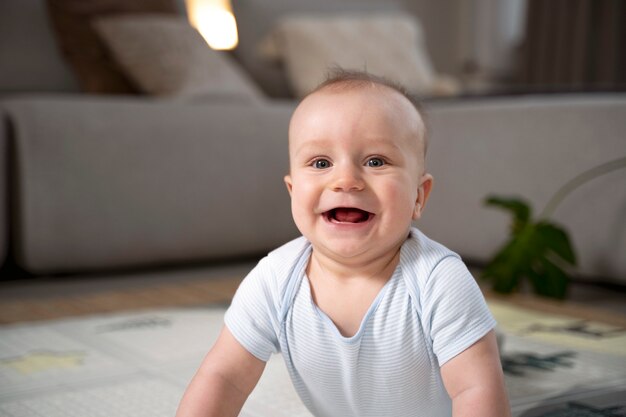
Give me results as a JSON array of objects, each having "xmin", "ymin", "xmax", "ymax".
[{"xmin": 482, "ymin": 156, "xmax": 626, "ymax": 299}]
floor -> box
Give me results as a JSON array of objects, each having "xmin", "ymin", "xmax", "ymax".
[
  {"xmin": 2, "ymin": 261, "xmax": 624, "ymax": 417},
  {"xmin": 1, "ymin": 260, "xmax": 625, "ymax": 326},
  {"xmin": 0, "ymin": 261, "xmax": 254, "ymax": 324}
]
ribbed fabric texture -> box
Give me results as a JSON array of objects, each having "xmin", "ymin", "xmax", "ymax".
[{"xmin": 225, "ymin": 228, "xmax": 496, "ymax": 417}]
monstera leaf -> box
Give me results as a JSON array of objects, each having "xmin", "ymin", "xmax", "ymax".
[
  {"xmin": 481, "ymin": 157, "xmax": 626, "ymax": 299},
  {"xmin": 482, "ymin": 197, "xmax": 576, "ymax": 299}
]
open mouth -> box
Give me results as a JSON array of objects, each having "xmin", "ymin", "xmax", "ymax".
[{"xmin": 323, "ymin": 208, "xmax": 374, "ymax": 224}]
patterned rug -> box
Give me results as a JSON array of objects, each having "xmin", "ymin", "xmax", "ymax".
[{"xmin": 0, "ymin": 301, "xmax": 624, "ymax": 417}]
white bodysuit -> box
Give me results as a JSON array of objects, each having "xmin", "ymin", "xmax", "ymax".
[{"xmin": 225, "ymin": 227, "xmax": 496, "ymax": 417}]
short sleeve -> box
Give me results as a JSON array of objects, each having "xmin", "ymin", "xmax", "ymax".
[
  {"xmin": 224, "ymin": 257, "xmax": 281, "ymax": 361},
  {"xmin": 420, "ymin": 256, "xmax": 496, "ymax": 366}
]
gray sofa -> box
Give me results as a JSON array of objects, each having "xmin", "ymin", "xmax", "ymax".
[
  {"xmin": 0, "ymin": 0, "xmax": 301, "ymax": 277},
  {"xmin": 1, "ymin": 0, "xmax": 625, "ymax": 285}
]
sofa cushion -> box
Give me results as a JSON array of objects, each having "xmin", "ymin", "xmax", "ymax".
[
  {"xmin": 5, "ymin": 97, "xmax": 298, "ymax": 275},
  {"xmin": 259, "ymin": 13, "xmax": 437, "ymax": 98},
  {"xmin": 94, "ymin": 15, "xmax": 264, "ymax": 103},
  {"xmin": 0, "ymin": 0, "xmax": 79, "ymax": 93},
  {"xmin": 47, "ymin": 0, "xmax": 180, "ymax": 94}
]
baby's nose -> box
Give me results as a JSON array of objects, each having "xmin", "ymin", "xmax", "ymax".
[{"xmin": 331, "ymin": 165, "xmax": 365, "ymax": 192}]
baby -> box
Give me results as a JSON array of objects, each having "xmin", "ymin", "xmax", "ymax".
[{"xmin": 176, "ymin": 70, "xmax": 510, "ymax": 417}]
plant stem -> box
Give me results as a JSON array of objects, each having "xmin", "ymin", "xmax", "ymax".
[{"xmin": 539, "ymin": 156, "xmax": 626, "ymax": 220}]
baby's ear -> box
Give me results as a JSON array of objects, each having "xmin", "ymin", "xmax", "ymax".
[
  {"xmin": 284, "ymin": 175, "xmax": 293, "ymax": 196},
  {"xmin": 413, "ymin": 173, "xmax": 433, "ymax": 220}
]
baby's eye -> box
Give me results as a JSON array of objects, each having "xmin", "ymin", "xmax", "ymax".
[
  {"xmin": 366, "ymin": 157, "xmax": 385, "ymax": 167},
  {"xmin": 313, "ymin": 159, "xmax": 331, "ymax": 169}
]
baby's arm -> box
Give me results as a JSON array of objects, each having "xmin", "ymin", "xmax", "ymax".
[
  {"xmin": 176, "ymin": 326, "xmax": 266, "ymax": 417},
  {"xmin": 440, "ymin": 330, "xmax": 511, "ymax": 417}
]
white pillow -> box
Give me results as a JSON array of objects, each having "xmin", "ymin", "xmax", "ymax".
[
  {"xmin": 259, "ymin": 14, "xmax": 438, "ymax": 97},
  {"xmin": 94, "ymin": 14, "xmax": 264, "ymax": 102}
]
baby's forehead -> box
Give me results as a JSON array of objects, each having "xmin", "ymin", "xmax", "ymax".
[{"xmin": 290, "ymin": 84, "xmax": 426, "ymax": 153}]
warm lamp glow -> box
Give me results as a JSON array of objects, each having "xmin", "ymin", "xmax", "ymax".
[{"xmin": 186, "ymin": 0, "xmax": 238, "ymax": 50}]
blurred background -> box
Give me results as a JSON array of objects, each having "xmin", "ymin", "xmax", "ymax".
[{"xmin": 0, "ymin": 0, "xmax": 624, "ymax": 310}]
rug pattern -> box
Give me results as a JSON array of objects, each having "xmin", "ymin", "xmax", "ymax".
[{"xmin": 0, "ymin": 302, "xmax": 624, "ymax": 417}]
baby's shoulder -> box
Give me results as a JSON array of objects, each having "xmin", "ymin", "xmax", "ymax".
[
  {"xmin": 267, "ymin": 235, "xmax": 311, "ymax": 265},
  {"xmin": 266, "ymin": 232, "xmax": 311, "ymax": 275},
  {"xmin": 258, "ymin": 235, "xmax": 312, "ymax": 302},
  {"xmin": 401, "ymin": 228, "xmax": 470, "ymax": 292},
  {"xmin": 403, "ymin": 228, "xmax": 461, "ymax": 272}
]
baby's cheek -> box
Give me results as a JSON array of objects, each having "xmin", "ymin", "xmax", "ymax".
[
  {"xmin": 390, "ymin": 180, "xmax": 417, "ymax": 204},
  {"xmin": 382, "ymin": 194, "xmax": 414, "ymax": 222}
]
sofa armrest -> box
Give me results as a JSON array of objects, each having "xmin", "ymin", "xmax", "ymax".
[
  {"xmin": 420, "ymin": 93, "xmax": 626, "ymax": 283},
  {"xmin": 3, "ymin": 95, "xmax": 298, "ymax": 275},
  {"xmin": 0, "ymin": 110, "xmax": 7, "ymax": 268}
]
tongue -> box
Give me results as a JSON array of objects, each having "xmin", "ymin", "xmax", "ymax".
[{"xmin": 333, "ymin": 208, "xmax": 369, "ymax": 223}]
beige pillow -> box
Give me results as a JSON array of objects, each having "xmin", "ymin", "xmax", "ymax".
[
  {"xmin": 47, "ymin": 0, "xmax": 179, "ymax": 94},
  {"xmin": 259, "ymin": 14, "xmax": 440, "ymax": 97},
  {"xmin": 94, "ymin": 14, "xmax": 264, "ymax": 102}
]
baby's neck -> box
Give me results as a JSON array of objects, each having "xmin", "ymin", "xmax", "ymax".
[
  {"xmin": 307, "ymin": 246, "xmax": 401, "ymax": 284},
  {"xmin": 305, "ymin": 248, "xmax": 401, "ymax": 338}
]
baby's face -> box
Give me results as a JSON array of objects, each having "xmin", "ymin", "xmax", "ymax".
[{"xmin": 285, "ymin": 85, "xmax": 433, "ymax": 264}]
